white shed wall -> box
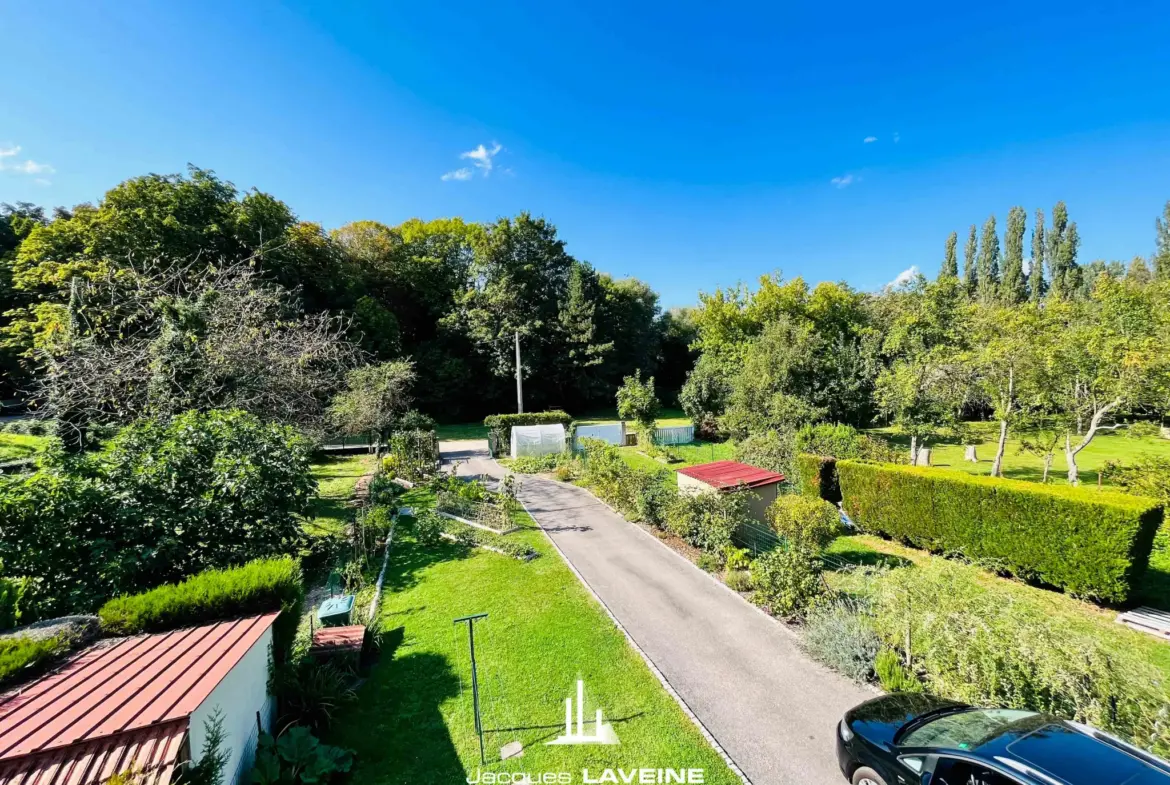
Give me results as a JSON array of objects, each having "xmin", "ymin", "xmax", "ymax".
[
  {"xmin": 189, "ymin": 626, "xmax": 274, "ymax": 785},
  {"xmin": 573, "ymin": 423, "xmax": 625, "ymax": 448}
]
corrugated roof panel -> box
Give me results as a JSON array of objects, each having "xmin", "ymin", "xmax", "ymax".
[
  {"xmin": 0, "ymin": 721, "xmax": 187, "ymax": 785},
  {"xmin": 676, "ymin": 460, "xmax": 786, "ymax": 490},
  {"xmin": 0, "ymin": 613, "xmax": 277, "ymax": 763}
]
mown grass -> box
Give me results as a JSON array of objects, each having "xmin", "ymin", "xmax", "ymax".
[
  {"xmin": 0, "ymin": 433, "xmax": 50, "ymax": 462},
  {"xmin": 305, "ymin": 454, "xmax": 376, "ymax": 537},
  {"xmin": 870, "ymin": 424, "xmax": 1170, "ymax": 487},
  {"xmin": 574, "ymin": 406, "xmax": 691, "ymax": 427},
  {"xmin": 330, "ymin": 487, "xmax": 738, "ymax": 785},
  {"xmin": 435, "ymin": 422, "xmax": 491, "ymax": 441}
]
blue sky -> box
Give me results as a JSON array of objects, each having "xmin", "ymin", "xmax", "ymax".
[{"xmin": 2, "ymin": 1, "xmax": 1169, "ymax": 306}]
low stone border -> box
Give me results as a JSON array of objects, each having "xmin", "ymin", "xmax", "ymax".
[
  {"xmin": 366, "ymin": 520, "xmax": 397, "ymax": 624},
  {"xmin": 434, "ymin": 509, "xmax": 517, "ymax": 535}
]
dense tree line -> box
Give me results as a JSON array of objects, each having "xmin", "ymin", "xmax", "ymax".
[
  {"xmin": 0, "ymin": 166, "xmax": 692, "ymax": 431},
  {"xmin": 681, "ymin": 199, "xmax": 1170, "ymax": 485}
]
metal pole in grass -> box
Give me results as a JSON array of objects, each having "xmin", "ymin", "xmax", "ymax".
[{"xmin": 454, "ymin": 612, "xmax": 489, "ymax": 763}]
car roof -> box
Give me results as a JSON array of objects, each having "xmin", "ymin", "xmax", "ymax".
[{"xmin": 967, "ymin": 715, "xmax": 1170, "ymax": 785}]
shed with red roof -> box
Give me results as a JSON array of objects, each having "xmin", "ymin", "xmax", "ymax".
[
  {"xmin": 0, "ymin": 613, "xmax": 279, "ymax": 785},
  {"xmin": 676, "ymin": 460, "xmax": 787, "ymax": 524}
]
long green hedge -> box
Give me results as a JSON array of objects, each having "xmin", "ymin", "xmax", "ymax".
[
  {"xmin": 484, "ymin": 411, "xmax": 572, "ymax": 456},
  {"xmin": 795, "ymin": 454, "xmax": 839, "ymax": 503},
  {"xmin": 837, "ymin": 460, "xmax": 1164, "ymax": 602},
  {"xmin": 98, "ymin": 557, "xmax": 304, "ymax": 660}
]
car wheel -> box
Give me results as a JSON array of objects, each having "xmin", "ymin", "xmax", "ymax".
[{"xmin": 851, "ymin": 767, "xmax": 888, "ymax": 785}]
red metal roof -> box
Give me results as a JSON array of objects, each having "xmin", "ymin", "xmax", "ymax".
[
  {"xmin": 0, "ymin": 613, "xmax": 278, "ymax": 765},
  {"xmin": 676, "ymin": 460, "xmax": 786, "ymax": 490},
  {"xmin": 0, "ymin": 720, "xmax": 187, "ymax": 785},
  {"xmin": 309, "ymin": 625, "xmax": 366, "ymax": 656}
]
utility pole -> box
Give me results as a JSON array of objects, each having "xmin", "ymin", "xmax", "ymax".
[
  {"xmin": 514, "ymin": 331, "xmax": 524, "ymax": 413},
  {"xmin": 454, "ymin": 613, "xmax": 488, "ymax": 763}
]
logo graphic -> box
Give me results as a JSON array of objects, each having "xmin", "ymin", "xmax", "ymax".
[{"xmin": 546, "ymin": 680, "xmax": 619, "ymax": 745}]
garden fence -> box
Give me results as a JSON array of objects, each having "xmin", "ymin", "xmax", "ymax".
[{"xmin": 653, "ymin": 425, "xmax": 694, "ymax": 445}]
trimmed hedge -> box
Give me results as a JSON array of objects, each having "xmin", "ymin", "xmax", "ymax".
[
  {"xmin": 484, "ymin": 411, "xmax": 572, "ymax": 457},
  {"xmin": 0, "ymin": 633, "xmax": 72, "ymax": 687},
  {"xmin": 795, "ymin": 454, "xmax": 839, "ymax": 503},
  {"xmin": 98, "ymin": 557, "xmax": 304, "ymax": 659},
  {"xmin": 837, "ymin": 460, "xmax": 1164, "ymax": 602}
]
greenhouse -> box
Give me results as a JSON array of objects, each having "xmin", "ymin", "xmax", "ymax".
[{"xmin": 510, "ymin": 423, "xmax": 567, "ymax": 459}]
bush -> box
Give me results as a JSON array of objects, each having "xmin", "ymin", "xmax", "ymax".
[
  {"xmin": 616, "ymin": 371, "xmax": 661, "ymax": 431},
  {"xmin": 0, "ymin": 633, "xmax": 73, "ymax": 686},
  {"xmin": 723, "ymin": 546, "xmax": 752, "ymax": 572},
  {"xmin": 386, "ymin": 430, "xmax": 439, "ymax": 482},
  {"xmin": 1107, "ymin": 456, "xmax": 1170, "ymax": 502},
  {"xmin": 273, "ymin": 658, "xmax": 356, "ymax": 734},
  {"xmin": 0, "ymin": 573, "xmax": 28, "ymax": 630},
  {"xmin": 874, "ymin": 649, "xmax": 922, "ymax": 693},
  {"xmin": 251, "ymin": 727, "xmax": 354, "ymax": 785},
  {"xmin": 837, "ymin": 460, "xmax": 1164, "ymax": 602},
  {"xmin": 1124, "ymin": 421, "xmax": 1161, "ymax": 440},
  {"xmin": 795, "ymin": 454, "xmax": 839, "ymax": 502},
  {"xmin": 750, "ymin": 547, "xmax": 824, "ymax": 618},
  {"xmin": 666, "ymin": 492, "xmax": 749, "ymax": 556},
  {"xmin": 509, "ymin": 454, "xmax": 560, "ymax": 474},
  {"xmin": 367, "ymin": 473, "xmax": 402, "ymax": 506},
  {"xmin": 412, "ymin": 513, "xmax": 443, "ymax": 546},
  {"xmin": 725, "ymin": 570, "xmax": 753, "ymax": 592},
  {"xmin": 768, "ymin": 494, "xmax": 841, "ymax": 551},
  {"xmin": 796, "ymin": 424, "xmax": 902, "ymax": 463},
  {"xmin": 852, "ymin": 559, "xmax": 1170, "ymax": 754},
  {"xmin": 732, "ymin": 429, "xmax": 795, "ymax": 477},
  {"xmin": 484, "ymin": 411, "xmax": 572, "ymax": 457},
  {"xmin": 98, "ymin": 557, "xmax": 304, "ymax": 661},
  {"xmin": 414, "ymin": 512, "xmax": 537, "ymax": 561},
  {"xmin": 802, "ymin": 602, "xmax": 881, "ymax": 683}
]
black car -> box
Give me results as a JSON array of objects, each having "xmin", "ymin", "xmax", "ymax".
[{"xmin": 836, "ymin": 693, "xmax": 1170, "ymax": 785}]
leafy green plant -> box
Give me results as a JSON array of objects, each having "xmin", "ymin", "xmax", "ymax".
[
  {"xmin": 0, "ymin": 632, "xmax": 72, "ymax": 686},
  {"xmin": 98, "ymin": 557, "xmax": 304, "ymax": 661},
  {"xmin": 1123, "ymin": 421, "xmax": 1161, "ymax": 440},
  {"xmin": 723, "ymin": 546, "xmax": 752, "ymax": 572},
  {"xmin": 802, "ymin": 602, "xmax": 881, "ymax": 683},
  {"xmin": 837, "ymin": 460, "xmax": 1164, "ymax": 602},
  {"xmin": 415, "ymin": 512, "xmax": 537, "ymax": 560},
  {"xmin": 412, "ymin": 513, "xmax": 443, "ymax": 547},
  {"xmin": 179, "ymin": 711, "xmax": 229, "ymax": 785},
  {"xmin": 724, "ymin": 570, "xmax": 753, "ymax": 592},
  {"xmin": 508, "ymin": 454, "xmax": 560, "ymax": 474},
  {"xmin": 273, "ymin": 659, "xmax": 356, "ymax": 735},
  {"xmin": 794, "ymin": 454, "xmax": 839, "ymax": 502},
  {"xmin": 767, "ymin": 494, "xmax": 841, "ymax": 551},
  {"xmin": 251, "ymin": 727, "xmax": 354, "ymax": 785},
  {"xmin": 732, "ymin": 429, "xmax": 796, "ymax": 477},
  {"xmin": 666, "ymin": 492, "xmax": 749, "ymax": 555},
  {"xmin": 0, "ymin": 568, "xmax": 28, "ymax": 630},
  {"xmin": 617, "ymin": 371, "xmax": 661, "ymax": 433},
  {"xmin": 873, "ymin": 649, "xmax": 922, "ymax": 693},
  {"xmin": 697, "ymin": 553, "xmax": 722, "ymax": 571},
  {"xmin": 750, "ymin": 547, "xmax": 824, "ymax": 618}
]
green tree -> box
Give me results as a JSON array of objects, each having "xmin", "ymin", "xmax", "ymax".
[
  {"xmin": 1001, "ymin": 206, "xmax": 1027, "ymax": 303},
  {"xmin": 1047, "ymin": 201, "xmax": 1081, "ymax": 298},
  {"xmin": 616, "ymin": 370, "xmax": 660, "ymax": 436},
  {"xmin": 969, "ymin": 305, "xmax": 1042, "ymax": 476},
  {"xmin": 962, "ymin": 224, "xmax": 978, "ymax": 296},
  {"xmin": 976, "ymin": 215, "xmax": 1000, "ymax": 303},
  {"xmin": 328, "ymin": 361, "xmax": 417, "ymax": 456},
  {"xmin": 940, "ymin": 231, "xmax": 958, "ymax": 279},
  {"xmin": 1029, "ymin": 208, "xmax": 1047, "ymax": 302},
  {"xmin": 1154, "ymin": 200, "xmax": 1170, "ymax": 282},
  {"xmin": 1126, "ymin": 256, "xmax": 1154, "ymax": 286}
]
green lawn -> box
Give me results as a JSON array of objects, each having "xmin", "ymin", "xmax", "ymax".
[
  {"xmin": 435, "ymin": 422, "xmax": 491, "ymax": 441},
  {"xmin": 305, "ymin": 454, "xmax": 376, "ymax": 537},
  {"xmin": 330, "ymin": 487, "xmax": 738, "ymax": 785},
  {"xmin": 870, "ymin": 424, "xmax": 1170, "ymax": 486},
  {"xmin": 575, "ymin": 406, "xmax": 691, "ymax": 427},
  {"xmin": 615, "ymin": 441, "xmax": 734, "ymax": 475},
  {"xmin": 0, "ymin": 433, "xmax": 50, "ymax": 462}
]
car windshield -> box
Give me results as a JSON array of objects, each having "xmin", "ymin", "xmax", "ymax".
[{"xmin": 901, "ymin": 709, "xmax": 1038, "ymax": 750}]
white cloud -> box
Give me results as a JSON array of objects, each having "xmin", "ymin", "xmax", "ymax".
[
  {"xmin": 893, "ymin": 131, "xmax": 901, "ymax": 143},
  {"xmin": 0, "ymin": 145, "xmax": 20, "ymax": 158},
  {"xmin": 441, "ymin": 167, "xmax": 473, "ymax": 182},
  {"xmin": 0, "ymin": 144, "xmax": 55, "ymax": 177},
  {"xmin": 888, "ymin": 265, "xmax": 920, "ymax": 288},
  {"xmin": 863, "ymin": 136, "xmax": 877, "ymax": 143},
  {"xmin": 460, "ymin": 141, "xmax": 503, "ymax": 175},
  {"xmin": 830, "ymin": 173, "xmax": 857, "ymax": 188}
]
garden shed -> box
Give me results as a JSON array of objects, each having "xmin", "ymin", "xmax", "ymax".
[
  {"xmin": 677, "ymin": 460, "xmax": 786, "ymax": 523},
  {"xmin": 573, "ymin": 422, "xmax": 625, "ymax": 448},
  {"xmin": 510, "ymin": 423, "xmax": 566, "ymax": 459},
  {"xmin": 0, "ymin": 614, "xmax": 279, "ymax": 785}
]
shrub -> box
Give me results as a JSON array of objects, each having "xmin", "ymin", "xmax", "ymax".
[
  {"xmin": 0, "ymin": 633, "xmax": 72, "ymax": 686},
  {"xmin": 509, "ymin": 454, "xmax": 560, "ymax": 474},
  {"xmin": 796, "ymin": 424, "xmax": 902, "ymax": 464},
  {"xmin": 732, "ymin": 429, "xmax": 795, "ymax": 477},
  {"xmin": 367, "ymin": 473, "xmax": 402, "ymax": 506},
  {"xmin": 750, "ymin": 547, "xmax": 824, "ymax": 618},
  {"xmin": 412, "ymin": 513, "xmax": 443, "ymax": 547},
  {"xmin": 616, "ymin": 371, "xmax": 661, "ymax": 432},
  {"xmin": 768, "ymin": 494, "xmax": 841, "ymax": 551},
  {"xmin": 1107, "ymin": 456, "xmax": 1170, "ymax": 502},
  {"xmin": 0, "ymin": 572, "xmax": 28, "ymax": 630},
  {"xmin": 724, "ymin": 546, "xmax": 752, "ymax": 572},
  {"xmin": 251, "ymin": 727, "xmax": 354, "ymax": 785},
  {"xmin": 837, "ymin": 460, "xmax": 1164, "ymax": 602},
  {"xmin": 725, "ymin": 570, "xmax": 753, "ymax": 592},
  {"xmin": 273, "ymin": 658, "xmax": 356, "ymax": 734},
  {"xmin": 666, "ymin": 492, "xmax": 749, "ymax": 555},
  {"xmin": 852, "ymin": 559, "xmax": 1170, "ymax": 754},
  {"xmin": 484, "ymin": 411, "xmax": 571, "ymax": 457},
  {"xmin": 795, "ymin": 454, "xmax": 839, "ymax": 502},
  {"xmin": 415, "ymin": 512, "xmax": 537, "ymax": 561},
  {"xmin": 874, "ymin": 649, "xmax": 922, "ymax": 693},
  {"xmin": 386, "ymin": 430, "xmax": 439, "ymax": 482},
  {"xmin": 629, "ymin": 470, "xmax": 675, "ymax": 528},
  {"xmin": 1124, "ymin": 421, "xmax": 1161, "ymax": 440},
  {"xmin": 98, "ymin": 557, "xmax": 304, "ymax": 660},
  {"xmin": 802, "ymin": 602, "xmax": 881, "ymax": 683}
]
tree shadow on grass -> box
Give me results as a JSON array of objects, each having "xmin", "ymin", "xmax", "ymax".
[
  {"xmin": 381, "ymin": 536, "xmax": 473, "ymax": 595},
  {"xmin": 331, "ymin": 651, "xmax": 466, "ymax": 785},
  {"xmin": 825, "ymin": 547, "xmax": 912, "ymax": 572}
]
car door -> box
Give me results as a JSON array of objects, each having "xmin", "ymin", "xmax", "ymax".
[{"xmin": 927, "ymin": 755, "xmax": 1027, "ymax": 785}]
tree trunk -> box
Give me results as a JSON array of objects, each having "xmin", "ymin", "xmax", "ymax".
[
  {"xmin": 1042, "ymin": 453, "xmax": 1053, "ymax": 483},
  {"xmin": 1064, "ymin": 398, "xmax": 1122, "ymax": 485},
  {"xmin": 990, "ymin": 367, "xmax": 1014, "ymax": 478},
  {"xmin": 909, "ymin": 434, "xmax": 918, "ymax": 465}
]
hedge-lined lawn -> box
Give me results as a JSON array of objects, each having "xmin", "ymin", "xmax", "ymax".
[
  {"xmin": 0, "ymin": 433, "xmax": 50, "ymax": 462},
  {"xmin": 306, "ymin": 454, "xmax": 376, "ymax": 537},
  {"xmin": 870, "ymin": 424, "xmax": 1170, "ymax": 486},
  {"xmin": 825, "ymin": 533, "xmax": 1170, "ymax": 676},
  {"xmin": 575, "ymin": 406, "xmax": 691, "ymax": 427},
  {"xmin": 331, "ymin": 489, "xmax": 738, "ymax": 785},
  {"xmin": 435, "ymin": 422, "xmax": 490, "ymax": 441},
  {"xmin": 616, "ymin": 441, "xmax": 734, "ymax": 474}
]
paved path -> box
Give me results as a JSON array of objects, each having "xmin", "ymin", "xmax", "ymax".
[{"xmin": 439, "ymin": 441, "xmax": 870, "ymax": 785}]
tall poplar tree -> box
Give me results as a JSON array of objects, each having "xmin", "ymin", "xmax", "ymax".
[
  {"xmin": 1047, "ymin": 201, "xmax": 1081, "ymax": 298},
  {"xmin": 1155, "ymin": 200, "xmax": 1170, "ymax": 282},
  {"xmin": 1029, "ymin": 208, "xmax": 1046, "ymax": 302},
  {"xmin": 976, "ymin": 215, "xmax": 1000, "ymax": 303},
  {"xmin": 962, "ymin": 224, "xmax": 978, "ymax": 297},
  {"xmin": 940, "ymin": 231, "xmax": 958, "ymax": 279},
  {"xmin": 1001, "ymin": 206, "xmax": 1027, "ymax": 303}
]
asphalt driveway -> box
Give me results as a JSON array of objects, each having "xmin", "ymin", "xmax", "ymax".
[{"xmin": 440, "ymin": 440, "xmax": 871, "ymax": 785}]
